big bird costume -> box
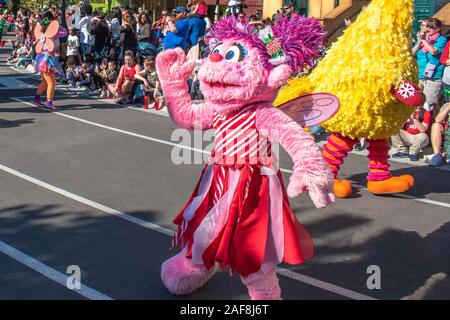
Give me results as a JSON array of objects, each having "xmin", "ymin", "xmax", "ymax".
[{"xmin": 275, "ymin": 0, "xmax": 419, "ymax": 198}]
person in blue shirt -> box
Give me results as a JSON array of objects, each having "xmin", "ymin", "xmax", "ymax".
[
  {"xmin": 413, "ymin": 18, "xmax": 448, "ymax": 116},
  {"xmin": 161, "ymin": 6, "xmax": 190, "ymax": 51},
  {"xmin": 187, "ymin": 13, "xmax": 206, "ymax": 49}
]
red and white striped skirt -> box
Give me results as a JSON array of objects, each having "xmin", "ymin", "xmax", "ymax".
[{"xmin": 171, "ymin": 163, "xmax": 314, "ymax": 277}]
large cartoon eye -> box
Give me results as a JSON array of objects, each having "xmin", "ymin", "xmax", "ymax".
[
  {"xmin": 211, "ymin": 43, "xmax": 224, "ymax": 54},
  {"xmin": 224, "ymin": 45, "xmax": 244, "ymax": 62}
]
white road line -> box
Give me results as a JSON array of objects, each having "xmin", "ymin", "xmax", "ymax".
[
  {"xmin": 0, "ymin": 162, "xmax": 375, "ymax": 301},
  {"xmin": 0, "ymin": 240, "xmax": 113, "ymax": 300},
  {"xmin": 10, "ymin": 97, "xmax": 450, "ymax": 210},
  {"xmin": 10, "ymin": 97, "xmax": 206, "ymax": 155},
  {"xmin": 0, "ymin": 163, "xmax": 174, "ymax": 237},
  {"xmin": 277, "ymin": 267, "xmax": 377, "ymax": 300}
]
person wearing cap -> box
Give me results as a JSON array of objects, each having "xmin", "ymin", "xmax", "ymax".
[{"xmin": 161, "ymin": 6, "xmax": 190, "ymax": 51}]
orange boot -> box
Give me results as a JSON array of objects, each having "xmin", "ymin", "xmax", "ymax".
[
  {"xmin": 366, "ymin": 139, "xmax": 413, "ymax": 195},
  {"xmin": 322, "ymin": 133, "xmax": 358, "ymax": 198}
]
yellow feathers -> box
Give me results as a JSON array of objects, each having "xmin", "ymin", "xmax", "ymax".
[{"xmin": 275, "ymin": 0, "xmax": 418, "ymax": 139}]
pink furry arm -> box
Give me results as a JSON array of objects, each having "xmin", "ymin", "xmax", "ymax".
[
  {"xmin": 156, "ymin": 48, "xmax": 214, "ymax": 130},
  {"xmin": 256, "ymin": 106, "xmax": 335, "ymax": 208}
]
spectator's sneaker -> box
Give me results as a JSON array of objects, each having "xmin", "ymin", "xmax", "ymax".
[
  {"xmin": 89, "ymin": 90, "xmax": 100, "ymax": 96},
  {"xmin": 429, "ymin": 154, "xmax": 443, "ymax": 167},
  {"xmin": 99, "ymin": 91, "xmax": 107, "ymax": 98},
  {"xmin": 392, "ymin": 152, "xmax": 409, "ymax": 159},
  {"xmin": 408, "ymin": 154, "xmax": 418, "ymax": 162}
]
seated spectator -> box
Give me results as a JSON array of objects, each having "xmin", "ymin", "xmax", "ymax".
[
  {"xmin": 105, "ymin": 60, "xmax": 118, "ymax": 99},
  {"xmin": 66, "ymin": 58, "xmax": 81, "ymax": 87},
  {"xmin": 14, "ymin": 43, "xmax": 32, "ymax": 69},
  {"xmin": 91, "ymin": 57, "xmax": 109, "ymax": 96},
  {"xmin": 391, "ymin": 104, "xmax": 433, "ymax": 161},
  {"xmin": 134, "ymin": 58, "xmax": 161, "ymax": 108},
  {"xmin": 75, "ymin": 61, "xmax": 94, "ymax": 88},
  {"xmin": 160, "ymin": 6, "xmax": 189, "ymax": 51},
  {"xmin": 113, "ymin": 50, "xmax": 141, "ymax": 104},
  {"xmin": 427, "ymin": 103, "xmax": 450, "ymax": 166}
]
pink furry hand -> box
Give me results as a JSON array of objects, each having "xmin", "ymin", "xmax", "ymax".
[
  {"xmin": 287, "ymin": 171, "xmax": 335, "ymax": 209},
  {"xmin": 156, "ymin": 48, "xmax": 195, "ymax": 84}
]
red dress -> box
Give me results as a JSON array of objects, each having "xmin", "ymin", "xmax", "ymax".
[{"xmin": 171, "ymin": 106, "xmax": 314, "ymax": 276}]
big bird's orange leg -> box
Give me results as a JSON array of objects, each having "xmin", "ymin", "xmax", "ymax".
[
  {"xmin": 366, "ymin": 139, "xmax": 414, "ymax": 194},
  {"xmin": 322, "ymin": 133, "xmax": 358, "ymax": 198}
]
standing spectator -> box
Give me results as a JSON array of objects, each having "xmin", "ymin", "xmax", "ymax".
[
  {"xmin": 413, "ymin": 18, "xmax": 448, "ymax": 116},
  {"xmin": 154, "ymin": 10, "xmax": 169, "ymax": 46},
  {"xmin": 282, "ymin": 2, "xmax": 295, "ymax": 20},
  {"xmin": 67, "ymin": 27, "xmax": 81, "ymax": 66},
  {"xmin": 118, "ymin": 9, "xmax": 138, "ymax": 60},
  {"xmin": 137, "ymin": 13, "xmax": 152, "ymax": 43},
  {"xmin": 110, "ymin": 8, "xmax": 122, "ymax": 47},
  {"xmin": 427, "ymin": 103, "xmax": 450, "ymax": 166},
  {"xmin": 90, "ymin": 12, "xmax": 110, "ymax": 57},
  {"xmin": 187, "ymin": 6, "xmax": 206, "ymax": 49},
  {"xmin": 78, "ymin": 4, "xmax": 94, "ymax": 60},
  {"xmin": 441, "ymin": 40, "xmax": 450, "ymax": 104},
  {"xmin": 391, "ymin": 105, "xmax": 433, "ymax": 161},
  {"xmin": 160, "ymin": 6, "xmax": 189, "ymax": 51}
]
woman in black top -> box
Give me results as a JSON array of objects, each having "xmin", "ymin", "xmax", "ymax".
[
  {"xmin": 118, "ymin": 10, "xmax": 137, "ymax": 60},
  {"xmin": 91, "ymin": 13, "xmax": 110, "ymax": 57}
]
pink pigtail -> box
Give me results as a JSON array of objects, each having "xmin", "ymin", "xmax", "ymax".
[{"xmin": 272, "ymin": 14, "xmax": 326, "ymax": 72}]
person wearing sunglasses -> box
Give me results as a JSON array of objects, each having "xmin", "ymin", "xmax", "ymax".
[{"xmin": 413, "ymin": 18, "xmax": 448, "ymax": 117}]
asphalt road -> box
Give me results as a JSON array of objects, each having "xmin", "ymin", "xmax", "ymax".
[{"xmin": 0, "ymin": 39, "xmax": 449, "ymax": 300}]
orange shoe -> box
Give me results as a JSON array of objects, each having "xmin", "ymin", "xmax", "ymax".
[
  {"xmin": 367, "ymin": 176, "xmax": 412, "ymax": 195},
  {"xmin": 399, "ymin": 175, "xmax": 414, "ymax": 188},
  {"xmin": 334, "ymin": 179, "xmax": 353, "ymax": 198}
]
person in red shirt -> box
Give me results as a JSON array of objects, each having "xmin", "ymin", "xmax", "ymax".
[{"xmin": 391, "ymin": 104, "xmax": 433, "ymax": 161}]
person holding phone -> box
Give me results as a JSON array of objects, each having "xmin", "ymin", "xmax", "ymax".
[{"xmin": 413, "ymin": 18, "xmax": 448, "ymax": 117}]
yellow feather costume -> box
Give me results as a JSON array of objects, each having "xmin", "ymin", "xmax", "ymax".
[{"xmin": 275, "ymin": 0, "xmax": 417, "ymax": 140}]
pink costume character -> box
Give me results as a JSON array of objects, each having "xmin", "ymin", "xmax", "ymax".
[
  {"xmin": 156, "ymin": 15, "xmax": 334, "ymax": 300},
  {"xmin": 32, "ymin": 15, "xmax": 67, "ymax": 110}
]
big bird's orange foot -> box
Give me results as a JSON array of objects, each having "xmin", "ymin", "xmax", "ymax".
[
  {"xmin": 334, "ymin": 179, "xmax": 353, "ymax": 198},
  {"xmin": 367, "ymin": 175, "xmax": 414, "ymax": 195}
]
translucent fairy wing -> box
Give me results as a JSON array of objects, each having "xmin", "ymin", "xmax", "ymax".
[
  {"xmin": 34, "ymin": 23, "xmax": 44, "ymax": 41},
  {"xmin": 45, "ymin": 20, "xmax": 60, "ymax": 39},
  {"xmin": 35, "ymin": 41, "xmax": 44, "ymax": 54},
  {"xmin": 278, "ymin": 93, "xmax": 340, "ymax": 127},
  {"xmin": 43, "ymin": 39, "xmax": 55, "ymax": 53}
]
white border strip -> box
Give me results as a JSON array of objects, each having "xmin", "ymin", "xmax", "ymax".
[{"xmin": 0, "ymin": 240, "xmax": 113, "ymax": 300}]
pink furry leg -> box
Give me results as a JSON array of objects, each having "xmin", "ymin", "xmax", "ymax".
[
  {"xmin": 240, "ymin": 268, "xmax": 282, "ymax": 300},
  {"xmin": 161, "ymin": 248, "xmax": 218, "ymax": 296}
]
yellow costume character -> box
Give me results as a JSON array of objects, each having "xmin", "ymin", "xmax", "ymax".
[{"xmin": 275, "ymin": 0, "xmax": 419, "ymax": 198}]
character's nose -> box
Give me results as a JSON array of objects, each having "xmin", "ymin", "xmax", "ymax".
[{"xmin": 210, "ymin": 53, "xmax": 223, "ymax": 62}]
